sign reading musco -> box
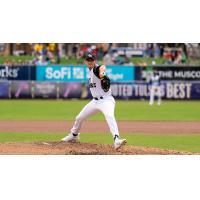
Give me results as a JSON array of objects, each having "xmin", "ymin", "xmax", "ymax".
[{"xmin": 140, "ymin": 66, "xmax": 200, "ymax": 80}]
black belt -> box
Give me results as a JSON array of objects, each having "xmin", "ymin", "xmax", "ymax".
[{"xmin": 94, "ymin": 96, "xmax": 103, "ymax": 100}]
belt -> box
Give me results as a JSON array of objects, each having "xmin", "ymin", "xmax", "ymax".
[{"xmin": 94, "ymin": 96, "xmax": 103, "ymax": 100}]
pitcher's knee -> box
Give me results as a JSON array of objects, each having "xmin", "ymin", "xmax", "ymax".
[
  {"xmin": 75, "ymin": 115, "xmax": 84, "ymax": 122},
  {"xmin": 105, "ymin": 114, "xmax": 115, "ymax": 121}
]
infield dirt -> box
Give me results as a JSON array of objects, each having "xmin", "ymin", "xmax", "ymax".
[
  {"xmin": 0, "ymin": 120, "xmax": 200, "ymax": 154},
  {"xmin": 1, "ymin": 120, "xmax": 200, "ymax": 134},
  {"xmin": 0, "ymin": 141, "xmax": 195, "ymax": 155}
]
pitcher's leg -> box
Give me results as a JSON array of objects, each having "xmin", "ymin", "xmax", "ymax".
[
  {"xmin": 98, "ymin": 99, "xmax": 119, "ymax": 138},
  {"xmin": 70, "ymin": 100, "xmax": 99, "ymax": 135},
  {"xmin": 62, "ymin": 100, "xmax": 99, "ymax": 142},
  {"xmin": 98, "ymin": 99, "xmax": 126, "ymax": 149}
]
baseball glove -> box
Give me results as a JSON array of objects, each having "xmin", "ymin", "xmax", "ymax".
[{"xmin": 101, "ymin": 76, "xmax": 110, "ymax": 92}]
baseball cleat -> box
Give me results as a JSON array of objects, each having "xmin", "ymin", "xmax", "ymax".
[
  {"xmin": 114, "ymin": 138, "xmax": 127, "ymax": 150},
  {"xmin": 61, "ymin": 133, "xmax": 79, "ymax": 143}
]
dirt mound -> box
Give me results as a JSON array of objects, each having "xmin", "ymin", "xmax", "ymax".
[{"xmin": 0, "ymin": 142, "xmax": 194, "ymax": 155}]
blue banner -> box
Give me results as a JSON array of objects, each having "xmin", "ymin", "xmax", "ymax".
[
  {"xmin": 11, "ymin": 81, "xmax": 32, "ymax": 98},
  {"xmin": 110, "ymin": 81, "xmax": 200, "ymax": 100},
  {"xmin": 1, "ymin": 80, "xmax": 200, "ymax": 99},
  {"xmin": 59, "ymin": 82, "xmax": 86, "ymax": 98},
  {"xmin": 0, "ymin": 65, "xmax": 36, "ymax": 80},
  {"xmin": 106, "ymin": 66, "xmax": 134, "ymax": 82},
  {"xmin": 36, "ymin": 65, "xmax": 135, "ymax": 82},
  {"xmin": 0, "ymin": 81, "xmax": 9, "ymax": 98},
  {"xmin": 37, "ymin": 65, "xmax": 87, "ymax": 82},
  {"xmin": 33, "ymin": 81, "xmax": 58, "ymax": 98},
  {"xmin": 135, "ymin": 66, "xmax": 200, "ymax": 81}
]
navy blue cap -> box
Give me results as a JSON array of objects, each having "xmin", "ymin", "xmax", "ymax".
[{"xmin": 85, "ymin": 53, "xmax": 96, "ymax": 61}]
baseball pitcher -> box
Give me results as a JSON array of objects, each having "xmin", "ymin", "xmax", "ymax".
[{"xmin": 61, "ymin": 53, "xmax": 126, "ymax": 149}]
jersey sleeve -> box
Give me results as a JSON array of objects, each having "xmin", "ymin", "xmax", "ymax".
[{"xmin": 93, "ymin": 65, "xmax": 101, "ymax": 79}]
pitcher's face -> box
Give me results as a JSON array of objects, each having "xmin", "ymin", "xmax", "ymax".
[{"xmin": 85, "ymin": 60, "xmax": 96, "ymax": 70}]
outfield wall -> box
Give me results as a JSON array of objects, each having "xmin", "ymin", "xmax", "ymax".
[
  {"xmin": 1, "ymin": 81, "xmax": 200, "ymax": 100},
  {"xmin": 1, "ymin": 64, "xmax": 200, "ymax": 99}
]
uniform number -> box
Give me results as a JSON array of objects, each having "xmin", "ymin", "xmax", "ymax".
[
  {"xmin": 89, "ymin": 83, "xmax": 96, "ymax": 88},
  {"xmin": 89, "ymin": 78, "xmax": 96, "ymax": 88}
]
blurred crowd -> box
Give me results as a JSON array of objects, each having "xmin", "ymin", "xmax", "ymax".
[
  {"xmin": 1, "ymin": 43, "xmax": 200, "ymax": 66},
  {"xmin": 63, "ymin": 43, "xmax": 199, "ymax": 65},
  {"xmin": 32, "ymin": 43, "xmax": 60, "ymax": 65},
  {"xmin": 147, "ymin": 43, "xmax": 188, "ymax": 65},
  {"xmin": 64, "ymin": 43, "xmax": 109, "ymax": 62}
]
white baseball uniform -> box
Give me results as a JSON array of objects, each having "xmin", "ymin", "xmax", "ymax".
[
  {"xmin": 149, "ymin": 74, "xmax": 162, "ymax": 105},
  {"xmin": 70, "ymin": 65, "xmax": 120, "ymax": 139}
]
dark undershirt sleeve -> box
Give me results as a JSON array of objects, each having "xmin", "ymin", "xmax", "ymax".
[{"xmin": 93, "ymin": 65, "xmax": 101, "ymax": 79}]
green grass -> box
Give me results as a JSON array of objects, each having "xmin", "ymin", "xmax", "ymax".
[
  {"xmin": 1, "ymin": 99, "xmax": 199, "ymax": 153},
  {"xmin": 81, "ymin": 133, "xmax": 200, "ymax": 153},
  {"xmin": 0, "ymin": 132, "xmax": 200, "ymax": 153},
  {"xmin": 0, "ymin": 132, "xmax": 63, "ymax": 142},
  {"xmin": 129, "ymin": 57, "xmax": 167, "ymax": 65},
  {"xmin": 0, "ymin": 55, "xmax": 82, "ymax": 65},
  {"xmin": 0, "ymin": 100, "xmax": 200, "ymax": 121},
  {"xmin": 1, "ymin": 55, "xmax": 200, "ymax": 65},
  {"xmin": 0, "ymin": 55, "xmax": 34, "ymax": 64}
]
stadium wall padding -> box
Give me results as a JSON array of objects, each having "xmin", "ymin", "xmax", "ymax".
[
  {"xmin": 1, "ymin": 64, "xmax": 200, "ymax": 99},
  {"xmin": 0, "ymin": 80, "xmax": 200, "ymax": 100}
]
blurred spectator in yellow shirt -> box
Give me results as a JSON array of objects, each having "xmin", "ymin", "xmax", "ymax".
[
  {"xmin": 34, "ymin": 44, "xmax": 43, "ymax": 55},
  {"xmin": 48, "ymin": 43, "xmax": 55, "ymax": 52}
]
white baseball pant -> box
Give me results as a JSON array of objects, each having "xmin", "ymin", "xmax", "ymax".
[
  {"xmin": 149, "ymin": 85, "xmax": 162, "ymax": 105},
  {"xmin": 70, "ymin": 96, "xmax": 119, "ymax": 138}
]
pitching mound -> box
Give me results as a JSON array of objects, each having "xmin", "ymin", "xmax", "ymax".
[{"xmin": 0, "ymin": 142, "xmax": 194, "ymax": 155}]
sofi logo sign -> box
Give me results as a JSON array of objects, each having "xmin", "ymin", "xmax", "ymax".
[
  {"xmin": 37, "ymin": 65, "xmax": 87, "ymax": 81},
  {"xmin": 46, "ymin": 67, "xmax": 71, "ymax": 79},
  {"xmin": 107, "ymin": 65, "xmax": 135, "ymax": 82},
  {"xmin": 37, "ymin": 65, "xmax": 135, "ymax": 82}
]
